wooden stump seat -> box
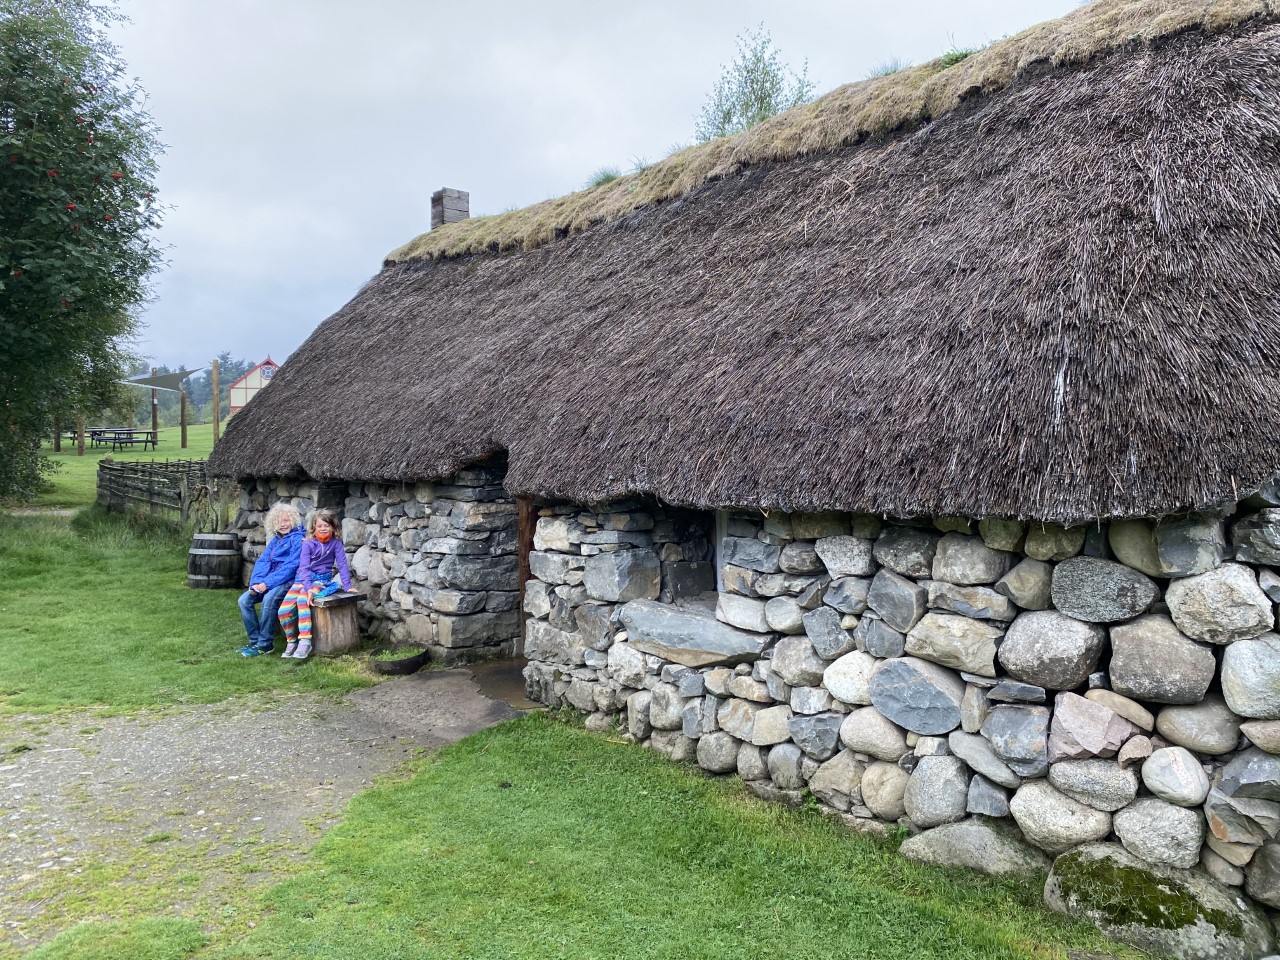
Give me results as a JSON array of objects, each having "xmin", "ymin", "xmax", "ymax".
[{"xmin": 312, "ymin": 592, "xmax": 363, "ymax": 656}]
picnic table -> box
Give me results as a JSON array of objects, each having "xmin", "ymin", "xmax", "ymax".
[{"xmin": 88, "ymin": 427, "xmax": 159, "ymax": 452}]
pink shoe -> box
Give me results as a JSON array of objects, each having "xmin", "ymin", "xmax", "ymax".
[{"xmin": 282, "ymin": 642, "xmax": 297, "ymax": 658}]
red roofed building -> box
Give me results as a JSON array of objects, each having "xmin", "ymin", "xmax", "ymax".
[{"xmin": 227, "ymin": 357, "xmax": 280, "ymax": 417}]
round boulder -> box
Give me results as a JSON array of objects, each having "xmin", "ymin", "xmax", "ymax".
[
  {"xmin": 1050, "ymin": 557, "xmax": 1156, "ymax": 624},
  {"xmin": 903, "ymin": 756, "xmax": 969, "ymax": 829},
  {"xmin": 838, "ymin": 706, "xmax": 908, "ymax": 761},
  {"xmin": 1141, "ymin": 747, "xmax": 1211, "ymax": 807},
  {"xmin": 1164, "ymin": 563, "xmax": 1273, "ymax": 645},
  {"xmin": 1155, "ymin": 695, "xmax": 1243, "ymax": 756},
  {"xmin": 1221, "ymin": 633, "xmax": 1280, "ymax": 720},
  {"xmin": 997, "ymin": 610, "xmax": 1105, "ymax": 690},
  {"xmin": 1009, "ymin": 780, "xmax": 1112, "ymax": 854},
  {"xmin": 1113, "ymin": 797, "xmax": 1205, "ymax": 869},
  {"xmin": 1109, "ymin": 614, "xmax": 1216, "ymax": 705},
  {"xmin": 861, "ymin": 760, "xmax": 910, "ymax": 821}
]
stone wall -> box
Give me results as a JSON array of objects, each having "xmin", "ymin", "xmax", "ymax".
[
  {"xmin": 523, "ymin": 502, "xmax": 1280, "ymax": 957},
  {"xmin": 231, "ymin": 464, "xmax": 519, "ymax": 661}
]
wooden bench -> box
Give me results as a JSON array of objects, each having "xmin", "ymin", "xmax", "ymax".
[{"xmin": 312, "ymin": 592, "xmax": 364, "ymax": 656}]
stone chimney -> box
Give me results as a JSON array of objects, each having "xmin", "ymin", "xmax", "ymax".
[{"xmin": 431, "ymin": 188, "xmax": 469, "ymax": 229}]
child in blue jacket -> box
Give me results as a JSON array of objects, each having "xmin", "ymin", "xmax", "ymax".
[{"xmin": 237, "ymin": 502, "xmax": 305, "ymax": 656}]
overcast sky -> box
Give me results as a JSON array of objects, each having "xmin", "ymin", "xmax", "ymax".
[{"xmin": 110, "ymin": 0, "xmax": 1077, "ymax": 370}]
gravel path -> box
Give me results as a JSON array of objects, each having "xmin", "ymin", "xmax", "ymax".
[{"xmin": 0, "ymin": 668, "xmax": 526, "ymax": 954}]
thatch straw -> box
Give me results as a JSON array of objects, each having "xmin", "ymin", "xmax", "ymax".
[
  {"xmin": 212, "ymin": 18, "xmax": 1280, "ymax": 524},
  {"xmin": 387, "ymin": 0, "xmax": 1273, "ymax": 264}
]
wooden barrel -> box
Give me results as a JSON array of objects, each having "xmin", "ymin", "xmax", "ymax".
[{"xmin": 188, "ymin": 532, "xmax": 241, "ymax": 589}]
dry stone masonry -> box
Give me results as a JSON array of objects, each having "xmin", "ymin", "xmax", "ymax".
[
  {"xmin": 230, "ymin": 465, "xmax": 519, "ymax": 662},
  {"xmin": 524, "ymin": 503, "xmax": 1280, "ymax": 959}
]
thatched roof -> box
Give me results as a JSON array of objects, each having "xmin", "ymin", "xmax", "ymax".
[{"xmin": 210, "ymin": 8, "xmax": 1280, "ymax": 525}]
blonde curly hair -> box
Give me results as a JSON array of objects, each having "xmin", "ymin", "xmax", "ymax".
[{"xmin": 263, "ymin": 502, "xmax": 302, "ymax": 541}]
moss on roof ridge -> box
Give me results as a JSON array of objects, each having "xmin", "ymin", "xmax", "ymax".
[{"xmin": 387, "ymin": 0, "xmax": 1272, "ymax": 265}]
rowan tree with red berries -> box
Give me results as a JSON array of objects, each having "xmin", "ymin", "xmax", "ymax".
[{"xmin": 0, "ymin": 0, "xmax": 162, "ymax": 497}]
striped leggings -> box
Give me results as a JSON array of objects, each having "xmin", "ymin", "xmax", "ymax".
[{"xmin": 278, "ymin": 582, "xmax": 325, "ymax": 642}]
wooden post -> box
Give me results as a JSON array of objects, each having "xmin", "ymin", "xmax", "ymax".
[
  {"xmin": 150, "ymin": 366, "xmax": 159, "ymax": 438},
  {"xmin": 76, "ymin": 413, "xmax": 85, "ymax": 456},
  {"xmin": 53, "ymin": 416, "xmax": 61, "ymax": 453},
  {"xmin": 517, "ymin": 496, "xmax": 536, "ymax": 654},
  {"xmin": 180, "ymin": 389, "xmax": 188, "ymax": 449},
  {"xmin": 211, "ymin": 359, "xmax": 220, "ymax": 442}
]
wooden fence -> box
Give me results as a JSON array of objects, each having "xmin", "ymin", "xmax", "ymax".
[{"xmin": 96, "ymin": 459, "xmax": 218, "ymax": 526}]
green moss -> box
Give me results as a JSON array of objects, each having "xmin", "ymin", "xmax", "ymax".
[{"xmin": 1055, "ymin": 851, "xmax": 1243, "ymax": 937}]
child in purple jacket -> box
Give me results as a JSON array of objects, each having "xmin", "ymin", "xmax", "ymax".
[{"xmin": 277, "ymin": 508, "xmax": 352, "ymax": 660}]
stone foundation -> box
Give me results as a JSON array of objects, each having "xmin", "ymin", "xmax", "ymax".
[{"xmin": 523, "ymin": 500, "xmax": 1280, "ymax": 954}]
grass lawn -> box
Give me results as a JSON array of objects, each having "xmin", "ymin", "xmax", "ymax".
[
  {"xmin": 27, "ymin": 715, "xmax": 1138, "ymax": 960},
  {"xmin": 0, "ymin": 508, "xmax": 370, "ymax": 715},
  {"xmin": 26, "ymin": 421, "xmax": 223, "ymax": 509}
]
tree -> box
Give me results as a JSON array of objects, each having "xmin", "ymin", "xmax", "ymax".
[
  {"xmin": 694, "ymin": 24, "xmax": 815, "ymax": 143},
  {"xmin": 0, "ymin": 0, "xmax": 162, "ymax": 497}
]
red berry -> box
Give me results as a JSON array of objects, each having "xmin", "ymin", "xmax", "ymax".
[
  {"xmin": 111, "ymin": 172, "xmax": 122, "ymax": 180},
  {"xmin": 103, "ymin": 215, "xmax": 112, "ymax": 221},
  {"xmin": 66, "ymin": 202, "xmax": 76, "ymax": 210},
  {"xmin": 47, "ymin": 168, "xmax": 58, "ymax": 177}
]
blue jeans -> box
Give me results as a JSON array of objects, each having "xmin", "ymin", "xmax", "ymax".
[{"xmin": 238, "ymin": 583, "xmax": 291, "ymax": 649}]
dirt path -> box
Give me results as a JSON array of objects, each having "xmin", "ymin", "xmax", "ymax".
[{"xmin": 0, "ymin": 666, "xmax": 530, "ymax": 955}]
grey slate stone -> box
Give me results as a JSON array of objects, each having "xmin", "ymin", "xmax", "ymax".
[
  {"xmin": 947, "ymin": 730, "xmax": 1021, "ymax": 788},
  {"xmin": 584, "ymin": 549, "xmax": 661, "ymax": 603},
  {"xmin": 721, "ymin": 536, "xmax": 782, "ymax": 573},
  {"xmin": 764, "ymin": 596, "xmax": 806, "ymax": 634},
  {"xmin": 1233, "ymin": 509, "xmax": 1280, "ymax": 565},
  {"xmin": 619, "ymin": 599, "xmax": 770, "ymax": 668},
  {"xmin": 438, "ymin": 554, "xmax": 519, "ymax": 591},
  {"xmin": 1205, "ymin": 788, "xmax": 1280, "ymax": 846},
  {"xmin": 855, "ymin": 617, "xmax": 905, "ymax": 658},
  {"xmin": 987, "ymin": 680, "xmax": 1047, "ymax": 703},
  {"xmin": 1050, "ymin": 557, "xmax": 1156, "ymax": 624},
  {"xmin": 716, "ymin": 592, "xmax": 770, "ymax": 633},
  {"xmin": 695, "ymin": 731, "xmax": 740, "ymax": 774},
  {"xmin": 768, "ymin": 742, "xmax": 806, "ymax": 789},
  {"xmin": 981, "ymin": 705, "xmax": 1050, "ymax": 778},
  {"xmin": 997, "ymin": 610, "xmax": 1105, "ymax": 690},
  {"xmin": 867, "ymin": 569, "xmax": 927, "ymax": 633},
  {"xmin": 778, "ymin": 541, "xmax": 824, "ymax": 575},
  {"xmin": 789, "ymin": 711, "xmax": 843, "ymax": 761},
  {"xmin": 1245, "ymin": 841, "xmax": 1280, "ymax": 909},
  {"xmin": 868, "ymin": 656, "xmax": 965, "ymax": 736},
  {"xmin": 926, "ymin": 581, "xmax": 1016, "ymax": 621},
  {"xmin": 802, "ymin": 605, "xmax": 857, "ymax": 659},
  {"xmin": 966, "ymin": 776, "xmax": 1011, "ymax": 817},
  {"xmin": 1155, "ymin": 513, "xmax": 1226, "ymax": 576},
  {"xmin": 1220, "ymin": 747, "xmax": 1280, "ymax": 801},
  {"xmin": 814, "ymin": 536, "xmax": 876, "ymax": 578},
  {"xmin": 809, "ymin": 750, "xmax": 866, "ymax": 811},
  {"xmin": 1108, "ymin": 518, "xmax": 1163, "ymax": 577},
  {"xmin": 824, "ymin": 577, "xmax": 871, "ymax": 615}
]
